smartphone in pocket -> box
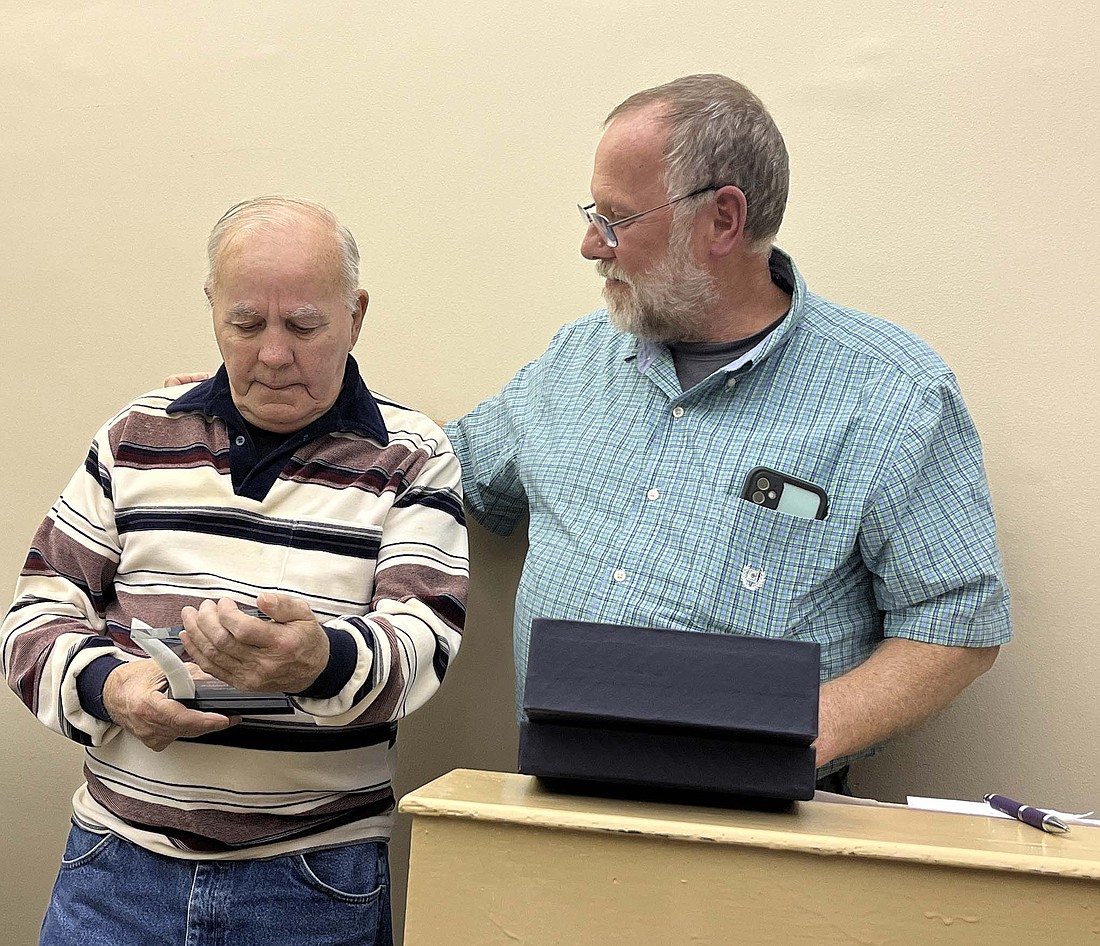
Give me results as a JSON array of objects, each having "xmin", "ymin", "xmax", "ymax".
[{"xmin": 741, "ymin": 466, "xmax": 828, "ymax": 520}]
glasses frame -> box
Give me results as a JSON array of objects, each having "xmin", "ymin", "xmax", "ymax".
[{"xmin": 578, "ymin": 185, "xmax": 727, "ymax": 248}]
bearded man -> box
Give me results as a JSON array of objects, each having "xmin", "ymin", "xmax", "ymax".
[{"xmin": 445, "ymin": 74, "xmax": 1011, "ymax": 791}]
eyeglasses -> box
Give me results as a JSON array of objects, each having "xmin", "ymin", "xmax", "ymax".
[{"xmin": 577, "ymin": 185, "xmax": 725, "ymax": 248}]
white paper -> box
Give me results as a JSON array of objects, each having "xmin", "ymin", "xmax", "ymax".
[
  {"xmin": 812, "ymin": 790, "xmax": 908, "ymax": 809},
  {"xmin": 907, "ymin": 796, "xmax": 1100, "ymax": 827}
]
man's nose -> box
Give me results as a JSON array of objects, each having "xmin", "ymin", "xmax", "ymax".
[
  {"xmin": 258, "ymin": 334, "xmax": 293, "ymax": 368},
  {"xmin": 581, "ymin": 224, "xmax": 615, "ymax": 261}
]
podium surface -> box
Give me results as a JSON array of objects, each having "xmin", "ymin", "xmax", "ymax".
[{"xmin": 400, "ymin": 768, "xmax": 1100, "ymax": 945}]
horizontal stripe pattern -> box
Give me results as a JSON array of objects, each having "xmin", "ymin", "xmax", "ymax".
[
  {"xmin": 83, "ymin": 759, "xmax": 395, "ymax": 852},
  {"xmin": 3, "ymin": 379, "xmax": 468, "ymax": 857},
  {"xmin": 115, "ymin": 506, "xmax": 383, "ymax": 560}
]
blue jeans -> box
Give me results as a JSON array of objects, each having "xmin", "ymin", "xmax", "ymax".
[{"xmin": 40, "ymin": 822, "xmax": 393, "ymax": 946}]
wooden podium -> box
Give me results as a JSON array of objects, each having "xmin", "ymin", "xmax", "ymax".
[{"xmin": 400, "ymin": 769, "xmax": 1100, "ymax": 945}]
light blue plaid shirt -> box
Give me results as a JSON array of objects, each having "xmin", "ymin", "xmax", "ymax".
[{"xmin": 447, "ymin": 249, "xmax": 1011, "ymax": 770}]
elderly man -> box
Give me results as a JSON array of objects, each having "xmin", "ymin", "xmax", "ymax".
[
  {"xmin": 2, "ymin": 197, "xmax": 467, "ymax": 945},
  {"xmin": 446, "ymin": 74, "xmax": 1010, "ymax": 789}
]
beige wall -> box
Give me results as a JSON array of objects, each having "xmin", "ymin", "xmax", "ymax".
[{"xmin": 1, "ymin": 2, "xmax": 1096, "ymax": 942}]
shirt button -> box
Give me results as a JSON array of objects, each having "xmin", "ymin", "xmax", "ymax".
[
  {"xmin": 613, "ymin": 568, "xmax": 627, "ymax": 582},
  {"xmin": 646, "ymin": 488, "xmax": 660, "ymax": 501},
  {"xmin": 234, "ymin": 435, "xmax": 246, "ymax": 446},
  {"xmin": 725, "ymin": 376, "xmax": 738, "ymax": 388},
  {"xmin": 672, "ymin": 406, "xmax": 685, "ymax": 418}
]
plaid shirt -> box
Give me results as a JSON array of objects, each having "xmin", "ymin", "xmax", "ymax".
[{"xmin": 447, "ymin": 249, "xmax": 1011, "ymax": 769}]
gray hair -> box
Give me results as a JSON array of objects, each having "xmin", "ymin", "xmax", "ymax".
[
  {"xmin": 606, "ymin": 74, "xmax": 789, "ymax": 253},
  {"xmin": 204, "ymin": 196, "xmax": 361, "ymax": 309}
]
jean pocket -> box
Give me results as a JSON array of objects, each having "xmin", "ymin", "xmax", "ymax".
[
  {"xmin": 295, "ymin": 842, "xmax": 388, "ymax": 905},
  {"xmin": 59, "ymin": 822, "xmax": 116, "ymax": 870}
]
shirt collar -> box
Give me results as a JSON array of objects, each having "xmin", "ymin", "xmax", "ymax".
[
  {"xmin": 166, "ymin": 354, "xmax": 389, "ymax": 445},
  {"xmin": 630, "ymin": 246, "xmax": 807, "ymax": 375}
]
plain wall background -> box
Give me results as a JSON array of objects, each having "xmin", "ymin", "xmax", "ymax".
[{"xmin": 2, "ymin": 2, "xmax": 1097, "ymax": 942}]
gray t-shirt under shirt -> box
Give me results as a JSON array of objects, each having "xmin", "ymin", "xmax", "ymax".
[{"xmin": 668, "ymin": 313, "xmax": 786, "ymax": 390}]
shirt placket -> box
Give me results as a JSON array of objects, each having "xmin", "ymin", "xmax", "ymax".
[{"xmin": 595, "ymin": 354, "xmax": 708, "ymax": 624}]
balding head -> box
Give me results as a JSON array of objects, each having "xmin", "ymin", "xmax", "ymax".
[{"xmin": 205, "ymin": 196, "xmax": 362, "ymax": 311}]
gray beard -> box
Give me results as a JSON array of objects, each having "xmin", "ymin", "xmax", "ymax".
[{"xmin": 599, "ymin": 244, "xmax": 719, "ymax": 343}]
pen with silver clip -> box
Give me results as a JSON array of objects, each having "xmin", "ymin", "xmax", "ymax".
[{"xmin": 984, "ymin": 793, "xmax": 1070, "ymax": 834}]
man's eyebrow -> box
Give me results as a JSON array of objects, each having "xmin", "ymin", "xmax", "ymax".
[
  {"xmin": 286, "ymin": 306, "xmax": 325, "ymax": 320},
  {"xmin": 590, "ymin": 194, "xmax": 619, "ymax": 215},
  {"xmin": 228, "ymin": 304, "xmax": 261, "ymax": 319}
]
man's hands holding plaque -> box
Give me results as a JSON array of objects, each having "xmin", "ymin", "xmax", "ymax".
[{"xmin": 180, "ymin": 593, "xmax": 330, "ymax": 696}]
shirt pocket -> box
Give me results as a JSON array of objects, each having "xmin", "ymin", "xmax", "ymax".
[{"xmin": 689, "ymin": 496, "xmax": 835, "ymax": 638}]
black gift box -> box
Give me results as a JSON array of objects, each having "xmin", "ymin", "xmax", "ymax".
[{"xmin": 519, "ymin": 618, "xmax": 821, "ymax": 801}]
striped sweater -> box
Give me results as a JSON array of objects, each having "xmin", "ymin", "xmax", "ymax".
[{"xmin": 1, "ymin": 366, "xmax": 468, "ymax": 859}]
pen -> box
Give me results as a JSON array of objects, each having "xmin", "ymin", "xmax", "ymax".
[{"xmin": 984, "ymin": 793, "xmax": 1070, "ymax": 834}]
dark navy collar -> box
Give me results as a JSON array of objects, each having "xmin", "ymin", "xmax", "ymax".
[{"xmin": 167, "ymin": 354, "xmax": 389, "ymax": 446}]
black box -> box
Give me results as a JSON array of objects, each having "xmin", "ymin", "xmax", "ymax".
[{"xmin": 519, "ymin": 618, "xmax": 821, "ymax": 801}]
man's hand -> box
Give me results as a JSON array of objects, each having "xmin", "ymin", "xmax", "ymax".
[
  {"xmin": 164, "ymin": 372, "xmax": 212, "ymax": 386},
  {"xmin": 180, "ymin": 593, "xmax": 330, "ymax": 694},
  {"xmin": 102, "ymin": 659, "xmax": 236, "ymax": 751}
]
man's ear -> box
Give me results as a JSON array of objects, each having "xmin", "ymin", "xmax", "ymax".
[
  {"xmin": 708, "ymin": 185, "xmax": 749, "ymax": 258},
  {"xmin": 204, "ymin": 285, "xmax": 213, "ymax": 305},
  {"xmin": 350, "ymin": 290, "xmax": 369, "ymax": 346}
]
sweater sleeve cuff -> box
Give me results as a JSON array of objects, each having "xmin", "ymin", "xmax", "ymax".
[
  {"xmin": 78, "ymin": 654, "xmax": 126, "ymax": 722},
  {"xmin": 292, "ymin": 625, "xmax": 358, "ymax": 699}
]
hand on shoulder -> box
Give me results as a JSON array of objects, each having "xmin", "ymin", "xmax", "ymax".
[{"xmin": 164, "ymin": 372, "xmax": 212, "ymax": 386}]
